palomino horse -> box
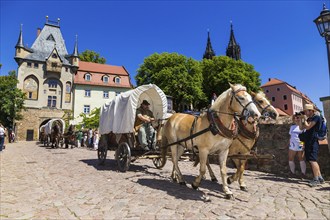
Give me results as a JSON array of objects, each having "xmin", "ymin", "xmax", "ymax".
[
  {"xmin": 161, "ymin": 83, "xmax": 261, "ymax": 199},
  {"xmin": 202, "ymin": 91, "xmax": 278, "ymax": 191}
]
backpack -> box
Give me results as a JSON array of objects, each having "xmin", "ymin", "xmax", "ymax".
[{"xmin": 316, "ymin": 115, "xmax": 328, "ymax": 140}]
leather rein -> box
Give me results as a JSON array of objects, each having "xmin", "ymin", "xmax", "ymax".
[{"xmin": 164, "ymin": 87, "xmax": 253, "ymax": 148}]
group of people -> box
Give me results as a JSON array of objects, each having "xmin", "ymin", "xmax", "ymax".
[
  {"xmin": 74, "ymin": 128, "xmax": 99, "ymax": 150},
  {"xmin": 288, "ymin": 103, "xmax": 325, "ymax": 187}
]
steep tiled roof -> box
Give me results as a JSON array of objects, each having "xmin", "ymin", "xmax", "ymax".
[
  {"xmin": 261, "ymin": 78, "xmax": 313, "ymax": 104},
  {"xmin": 78, "ymin": 61, "xmax": 129, "ymax": 76},
  {"xmin": 75, "ymin": 61, "xmax": 132, "ymax": 88},
  {"xmin": 260, "ymin": 78, "xmax": 284, "ymax": 87}
]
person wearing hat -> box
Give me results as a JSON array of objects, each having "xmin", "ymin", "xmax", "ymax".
[
  {"xmin": 134, "ymin": 100, "xmax": 156, "ymax": 151},
  {"xmin": 298, "ymin": 104, "xmax": 325, "ymax": 187}
]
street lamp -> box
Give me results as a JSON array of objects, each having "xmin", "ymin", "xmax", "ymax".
[{"xmin": 314, "ymin": 3, "xmax": 330, "ymax": 78}]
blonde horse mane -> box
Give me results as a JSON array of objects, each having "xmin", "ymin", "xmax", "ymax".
[
  {"xmin": 252, "ymin": 90, "xmax": 271, "ymax": 103},
  {"xmin": 210, "ymin": 84, "xmax": 247, "ymax": 112}
]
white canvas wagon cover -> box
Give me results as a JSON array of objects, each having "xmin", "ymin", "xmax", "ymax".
[
  {"xmin": 99, "ymin": 84, "xmax": 167, "ymax": 135},
  {"xmin": 44, "ymin": 119, "xmax": 66, "ymax": 135}
]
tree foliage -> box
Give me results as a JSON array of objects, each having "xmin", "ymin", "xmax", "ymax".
[
  {"xmin": 0, "ymin": 71, "xmax": 26, "ymax": 128},
  {"xmin": 201, "ymin": 56, "xmax": 261, "ymax": 107},
  {"xmin": 78, "ymin": 107, "xmax": 100, "ymax": 130},
  {"xmin": 136, "ymin": 53, "xmax": 206, "ymax": 111},
  {"xmin": 79, "ymin": 50, "xmax": 106, "ymax": 64}
]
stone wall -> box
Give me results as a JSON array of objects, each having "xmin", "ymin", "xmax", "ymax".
[
  {"xmin": 243, "ymin": 117, "xmax": 330, "ymax": 180},
  {"xmin": 15, "ymin": 108, "xmax": 65, "ymax": 141}
]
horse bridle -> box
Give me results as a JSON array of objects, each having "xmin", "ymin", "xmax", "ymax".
[
  {"xmin": 253, "ymin": 97, "xmax": 272, "ymax": 118},
  {"xmin": 229, "ymin": 88, "xmax": 255, "ymax": 121}
]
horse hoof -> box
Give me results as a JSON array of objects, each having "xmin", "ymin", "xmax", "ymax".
[
  {"xmin": 211, "ymin": 178, "xmax": 218, "ymax": 182},
  {"xmin": 240, "ymin": 186, "xmax": 248, "ymax": 191},
  {"xmin": 191, "ymin": 182, "xmax": 199, "ymax": 190},
  {"xmin": 179, "ymin": 181, "xmax": 186, "ymax": 186},
  {"xmin": 225, "ymin": 194, "xmax": 235, "ymax": 200},
  {"xmin": 227, "ymin": 177, "xmax": 233, "ymax": 185}
]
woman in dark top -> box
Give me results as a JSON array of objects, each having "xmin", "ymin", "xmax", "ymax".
[{"xmin": 298, "ymin": 104, "xmax": 325, "ymax": 187}]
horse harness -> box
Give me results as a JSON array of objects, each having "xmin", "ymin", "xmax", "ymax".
[
  {"xmin": 235, "ymin": 118, "xmax": 259, "ymax": 152},
  {"xmin": 165, "ymin": 109, "xmax": 239, "ymax": 149},
  {"xmin": 164, "ymin": 87, "xmax": 254, "ymax": 149}
]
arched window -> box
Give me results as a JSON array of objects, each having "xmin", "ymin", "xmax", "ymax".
[
  {"xmin": 65, "ymin": 82, "xmax": 71, "ymax": 103},
  {"xmin": 85, "ymin": 73, "xmax": 91, "ymax": 81},
  {"xmin": 114, "ymin": 76, "xmax": 121, "ymax": 84},
  {"xmin": 23, "ymin": 76, "xmax": 39, "ymax": 100},
  {"xmin": 103, "ymin": 75, "xmax": 109, "ymax": 83}
]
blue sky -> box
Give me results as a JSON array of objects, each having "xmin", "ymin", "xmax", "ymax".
[{"xmin": 1, "ymin": 0, "xmax": 329, "ymax": 112}]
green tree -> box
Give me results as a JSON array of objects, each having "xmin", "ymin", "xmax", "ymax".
[
  {"xmin": 78, "ymin": 107, "xmax": 100, "ymax": 130},
  {"xmin": 79, "ymin": 50, "xmax": 106, "ymax": 64},
  {"xmin": 0, "ymin": 71, "xmax": 25, "ymax": 128},
  {"xmin": 136, "ymin": 53, "xmax": 206, "ymax": 111},
  {"xmin": 201, "ymin": 56, "xmax": 261, "ymax": 107}
]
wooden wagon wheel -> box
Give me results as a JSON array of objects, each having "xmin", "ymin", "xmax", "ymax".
[
  {"xmin": 97, "ymin": 135, "xmax": 108, "ymax": 165},
  {"xmin": 115, "ymin": 142, "xmax": 131, "ymax": 172},
  {"xmin": 97, "ymin": 144, "xmax": 107, "ymax": 165}
]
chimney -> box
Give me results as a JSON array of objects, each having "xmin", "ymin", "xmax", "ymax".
[
  {"xmin": 268, "ymin": 78, "xmax": 271, "ymax": 81},
  {"xmin": 37, "ymin": 28, "xmax": 41, "ymax": 37}
]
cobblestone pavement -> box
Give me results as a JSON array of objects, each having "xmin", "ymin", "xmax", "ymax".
[{"xmin": 0, "ymin": 141, "xmax": 329, "ymax": 220}]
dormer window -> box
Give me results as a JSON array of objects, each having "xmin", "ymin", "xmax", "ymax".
[
  {"xmin": 114, "ymin": 76, "xmax": 121, "ymax": 84},
  {"xmin": 47, "ymin": 34, "xmax": 55, "ymax": 42},
  {"xmin": 85, "ymin": 73, "xmax": 91, "ymax": 81},
  {"xmin": 103, "ymin": 76, "xmax": 109, "ymax": 83},
  {"xmin": 52, "ymin": 54, "xmax": 57, "ymax": 58}
]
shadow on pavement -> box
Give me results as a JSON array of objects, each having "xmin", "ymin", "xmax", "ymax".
[
  {"xmin": 79, "ymin": 159, "xmax": 147, "ymax": 172},
  {"xmin": 136, "ymin": 178, "xmax": 206, "ymax": 201},
  {"xmin": 255, "ymin": 173, "xmax": 300, "ymax": 184},
  {"xmin": 316, "ymin": 186, "xmax": 330, "ymax": 191}
]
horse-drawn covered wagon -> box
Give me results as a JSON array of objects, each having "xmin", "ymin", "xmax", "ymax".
[
  {"xmin": 42, "ymin": 119, "xmax": 65, "ymax": 148},
  {"xmin": 98, "ymin": 84, "xmax": 169, "ymax": 172}
]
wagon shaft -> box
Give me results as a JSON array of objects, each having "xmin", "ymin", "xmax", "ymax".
[{"xmin": 228, "ymin": 153, "xmax": 275, "ymax": 160}]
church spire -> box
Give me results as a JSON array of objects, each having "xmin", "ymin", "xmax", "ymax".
[
  {"xmin": 203, "ymin": 30, "xmax": 216, "ymax": 59},
  {"xmin": 15, "ymin": 24, "xmax": 24, "ymax": 48},
  {"xmin": 226, "ymin": 21, "xmax": 241, "ymax": 60},
  {"xmin": 72, "ymin": 34, "xmax": 79, "ymax": 57}
]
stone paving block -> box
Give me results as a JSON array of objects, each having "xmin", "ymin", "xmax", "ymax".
[{"xmin": 1, "ymin": 141, "xmax": 329, "ymax": 219}]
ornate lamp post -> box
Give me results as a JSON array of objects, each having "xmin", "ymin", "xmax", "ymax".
[{"xmin": 314, "ymin": 3, "xmax": 330, "ymax": 78}]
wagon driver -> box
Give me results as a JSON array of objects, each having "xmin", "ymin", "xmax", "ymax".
[{"xmin": 135, "ymin": 100, "xmax": 156, "ymax": 151}]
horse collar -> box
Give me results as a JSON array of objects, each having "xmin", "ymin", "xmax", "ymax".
[
  {"xmin": 207, "ymin": 110, "xmax": 238, "ymax": 138},
  {"xmin": 237, "ymin": 119, "xmax": 258, "ymax": 140}
]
